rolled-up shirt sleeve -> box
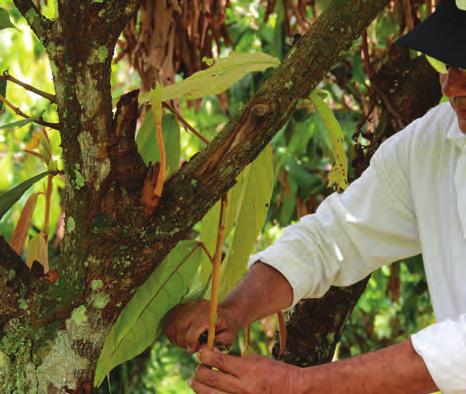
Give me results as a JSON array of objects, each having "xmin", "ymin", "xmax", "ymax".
[
  {"xmin": 248, "ymin": 127, "xmax": 421, "ymax": 306},
  {"xmin": 411, "ymin": 316, "xmax": 466, "ymax": 393}
]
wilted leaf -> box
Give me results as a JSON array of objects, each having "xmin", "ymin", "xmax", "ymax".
[
  {"xmin": 95, "ymin": 240, "xmax": 203, "ymax": 387},
  {"xmin": 0, "ymin": 171, "xmax": 50, "ymax": 221},
  {"xmin": 0, "ymin": 79, "xmax": 6, "ymax": 112},
  {"xmin": 310, "ymin": 90, "xmax": 348, "ymax": 190},
  {"xmin": 0, "ymin": 8, "xmax": 15, "ymax": 30},
  {"xmin": 139, "ymin": 52, "xmax": 280, "ymax": 103},
  {"xmin": 218, "ymin": 145, "xmax": 273, "ymax": 300},
  {"xmin": 136, "ymin": 113, "xmax": 180, "ymax": 177},
  {"xmin": 10, "ymin": 192, "xmax": 39, "ymax": 255},
  {"xmin": 26, "ymin": 233, "xmax": 49, "ymax": 272}
]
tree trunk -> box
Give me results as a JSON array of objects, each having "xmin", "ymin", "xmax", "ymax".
[
  {"xmin": 1, "ymin": 0, "xmax": 389, "ymax": 391},
  {"xmin": 274, "ymin": 47, "xmax": 441, "ymax": 366}
]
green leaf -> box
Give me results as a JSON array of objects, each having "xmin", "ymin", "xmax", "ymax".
[
  {"xmin": 196, "ymin": 163, "xmax": 254, "ymax": 293},
  {"xmin": 0, "ymin": 117, "xmax": 39, "ymax": 130},
  {"xmin": 95, "ymin": 240, "xmax": 203, "ymax": 387},
  {"xmin": 0, "ymin": 8, "xmax": 15, "ymax": 30},
  {"xmin": 0, "ymin": 79, "xmax": 6, "ymax": 112},
  {"xmin": 139, "ymin": 52, "xmax": 280, "ymax": 103},
  {"xmin": 310, "ymin": 90, "xmax": 348, "ymax": 190},
  {"xmin": 218, "ymin": 145, "xmax": 274, "ymax": 300},
  {"xmin": 136, "ymin": 112, "xmax": 181, "ymax": 177},
  {"xmin": 0, "ymin": 171, "xmax": 50, "ymax": 221}
]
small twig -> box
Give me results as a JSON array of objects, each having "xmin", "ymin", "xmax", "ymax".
[
  {"xmin": 244, "ymin": 323, "xmax": 251, "ymax": 354},
  {"xmin": 0, "ymin": 94, "xmax": 61, "ymax": 130},
  {"xmin": 13, "ymin": 0, "xmax": 55, "ymax": 46},
  {"xmin": 402, "ymin": 0, "xmax": 414, "ymax": 31},
  {"xmin": 198, "ymin": 241, "xmax": 214, "ymax": 264},
  {"xmin": 23, "ymin": 149, "xmax": 47, "ymax": 162},
  {"xmin": 1, "ymin": 71, "xmax": 57, "ymax": 103},
  {"xmin": 207, "ymin": 193, "xmax": 228, "ymax": 350},
  {"xmin": 277, "ymin": 311, "xmax": 287, "ymax": 357},
  {"xmin": 360, "ymin": 30, "xmax": 374, "ymax": 79},
  {"xmin": 162, "ymin": 102, "xmax": 210, "ymax": 145},
  {"xmin": 360, "ymin": 32, "xmax": 404, "ymax": 130}
]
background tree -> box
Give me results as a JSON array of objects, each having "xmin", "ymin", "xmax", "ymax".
[{"xmin": 0, "ymin": 0, "xmax": 441, "ymax": 392}]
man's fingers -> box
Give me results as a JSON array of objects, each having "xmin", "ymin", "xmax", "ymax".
[
  {"xmin": 213, "ymin": 332, "xmax": 235, "ymax": 348},
  {"xmin": 190, "ymin": 379, "xmax": 230, "ymax": 394},
  {"xmin": 184, "ymin": 322, "xmax": 209, "ymax": 352},
  {"xmin": 194, "ymin": 365, "xmax": 242, "ymax": 393},
  {"xmin": 199, "ymin": 349, "xmax": 243, "ymax": 377}
]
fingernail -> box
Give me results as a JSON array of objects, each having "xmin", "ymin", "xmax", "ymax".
[
  {"xmin": 188, "ymin": 378, "xmax": 193, "ymax": 386},
  {"xmin": 194, "ymin": 352, "xmax": 200, "ymax": 363}
]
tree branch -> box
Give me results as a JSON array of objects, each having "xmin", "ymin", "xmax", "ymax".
[
  {"xmin": 101, "ymin": 0, "xmax": 143, "ymax": 41},
  {"xmin": 163, "ymin": 102, "xmax": 210, "ymax": 145},
  {"xmin": 1, "ymin": 70, "xmax": 57, "ymax": 104},
  {"xmin": 94, "ymin": 0, "xmax": 392, "ymax": 321},
  {"xmin": 0, "ymin": 94, "xmax": 61, "ymax": 130},
  {"xmin": 13, "ymin": 0, "xmax": 55, "ymax": 46}
]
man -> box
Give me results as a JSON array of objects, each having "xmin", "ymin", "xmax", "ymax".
[{"xmin": 164, "ymin": 0, "xmax": 466, "ymax": 392}]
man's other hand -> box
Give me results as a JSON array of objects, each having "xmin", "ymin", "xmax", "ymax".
[
  {"xmin": 190, "ymin": 348, "xmax": 303, "ymax": 394},
  {"xmin": 163, "ymin": 300, "xmax": 244, "ymax": 353}
]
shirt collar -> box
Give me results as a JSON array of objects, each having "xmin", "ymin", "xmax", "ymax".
[{"xmin": 446, "ymin": 118, "xmax": 466, "ymax": 151}]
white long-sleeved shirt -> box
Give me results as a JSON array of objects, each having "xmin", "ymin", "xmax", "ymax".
[{"xmin": 249, "ymin": 102, "xmax": 466, "ymax": 393}]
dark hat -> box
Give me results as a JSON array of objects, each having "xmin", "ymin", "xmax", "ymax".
[{"xmin": 396, "ymin": 0, "xmax": 466, "ymax": 69}]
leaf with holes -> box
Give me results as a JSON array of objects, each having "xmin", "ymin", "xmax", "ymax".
[
  {"xmin": 139, "ymin": 52, "xmax": 279, "ymax": 103},
  {"xmin": 94, "ymin": 240, "xmax": 203, "ymax": 387},
  {"xmin": 310, "ymin": 90, "xmax": 348, "ymax": 190},
  {"xmin": 0, "ymin": 171, "xmax": 50, "ymax": 220}
]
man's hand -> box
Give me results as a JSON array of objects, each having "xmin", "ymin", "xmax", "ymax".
[
  {"xmin": 163, "ymin": 300, "xmax": 244, "ymax": 353},
  {"xmin": 163, "ymin": 262, "xmax": 293, "ymax": 353},
  {"xmin": 190, "ymin": 348, "xmax": 304, "ymax": 394},
  {"xmin": 189, "ymin": 340, "xmax": 438, "ymax": 394}
]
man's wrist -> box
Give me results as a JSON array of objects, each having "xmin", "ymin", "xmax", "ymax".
[{"xmin": 219, "ymin": 261, "xmax": 294, "ymax": 328}]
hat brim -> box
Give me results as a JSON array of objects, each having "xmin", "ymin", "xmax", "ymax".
[{"xmin": 396, "ymin": 1, "xmax": 466, "ymax": 69}]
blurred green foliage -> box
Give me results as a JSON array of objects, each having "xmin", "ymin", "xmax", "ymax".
[{"xmin": 0, "ymin": 0, "xmax": 434, "ymax": 393}]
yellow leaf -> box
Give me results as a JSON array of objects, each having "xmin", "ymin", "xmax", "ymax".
[
  {"xmin": 310, "ymin": 90, "xmax": 348, "ymax": 190},
  {"xmin": 10, "ymin": 192, "xmax": 39, "ymax": 255},
  {"xmin": 26, "ymin": 233, "xmax": 49, "ymax": 273},
  {"xmin": 139, "ymin": 52, "xmax": 280, "ymax": 103}
]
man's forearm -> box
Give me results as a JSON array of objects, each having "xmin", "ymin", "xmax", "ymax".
[
  {"xmin": 300, "ymin": 339, "xmax": 437, "ymax": 394},
  {"xmin": 220, "ymin": 261, "xmax": 293, "ymax": 326}
]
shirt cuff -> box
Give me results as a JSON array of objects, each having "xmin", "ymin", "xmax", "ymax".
[{"xmin": 411, "ymin": 316, "xmax": 466, "ymax": 393}]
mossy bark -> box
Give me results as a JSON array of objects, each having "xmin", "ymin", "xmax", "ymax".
[{"xmin": 2, "ymin": 0, "xmax": 390, "ymax": 391}]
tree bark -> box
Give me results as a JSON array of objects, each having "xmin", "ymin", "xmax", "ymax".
[
  {"xmin": 274, "ymin": 47, "xmax": 441, "ymax": 366},
  {"xmin": 1, "ymin": 0, "xmax": 389, "ymax": 391}
]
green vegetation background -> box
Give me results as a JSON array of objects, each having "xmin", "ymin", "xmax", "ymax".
[{"xmin": 0, "ymin": 0, "xmax": 434, "ymax": 392}]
